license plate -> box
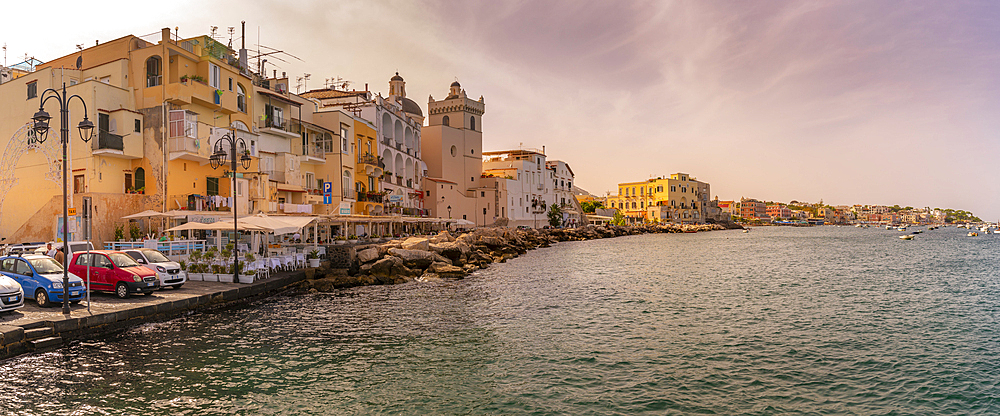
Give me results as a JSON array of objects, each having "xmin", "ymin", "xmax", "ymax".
[
  {"xmin": 8, "ymin": 296, "xmax": 16, "ymax": 302},
  {"xmin": 71, "ymin": 291, "xmax": 79, "ymax": 296},
  {"xmin": 147, "ymin": 282, "xmax": 154, "ymax": 287}
]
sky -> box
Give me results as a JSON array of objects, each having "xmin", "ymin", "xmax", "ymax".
[{"xmin": 3, "ymin": 1, "xmax": 999, "ymax": 220}]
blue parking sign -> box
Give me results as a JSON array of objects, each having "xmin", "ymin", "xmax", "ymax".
[
  {"xmin": 323, "ymin": 195, "xmax": 332, "ymax": 205},
  {"xmin": 322, "ymin": 182, "xmax": 332, "ymax": 195}
]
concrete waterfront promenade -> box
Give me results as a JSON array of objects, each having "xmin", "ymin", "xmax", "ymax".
[{"xmin": 0, "ymin": 270, "xmax": 309, "ymax": 360}]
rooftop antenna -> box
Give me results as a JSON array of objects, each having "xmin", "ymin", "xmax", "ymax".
[
  {"xmin": 227, "ymin": 26, "xmax": 235, "ymax": 48},
  {"xmin": 75, "ymin": 44, "xmax": 83, "ymax": 51},
  {"xmin": 210, "ymin": 26, "xmax": 219, "ymax": 39},
  {"xmin": 2, "ymin": 43, "xmax": 5, "ymax": 67},
  {"xmin": 302, "ymin": 73, "xmax": 311, "ymax": 92}
]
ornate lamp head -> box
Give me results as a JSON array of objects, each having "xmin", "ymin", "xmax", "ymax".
[
  {"xmin": 31, "ymin": 109, "xmax": 52, "ymax": 143},
  {"xmin": 77, "ymin": 118, "xmax": 95, "ymax": 142}
]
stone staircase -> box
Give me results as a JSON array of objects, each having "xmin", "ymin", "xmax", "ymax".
[{"xmin": 20, "ymin": 321, "xmax": 62, "ymax": 351}]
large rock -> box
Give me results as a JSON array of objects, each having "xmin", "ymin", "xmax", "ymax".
[
  {"xmin": 429, "ymin": 240, "xmax": 470, "ymax": 264},
  {"xmin": 401, "ymin": 237, "xmax": 430, "ymax": 251},
  {"xmin": 357, "ymin": 247, "xmax": 380, "ymax": 263},
  {"xmin": 370, "ymin": 256, "xmax": 402, "ymax": 277},
  {"xmin": 427, "ymin": 261, "xmax": 467, "ymax": 279},
  {"xmin": 387, "ymin": 248, "xmax": 438, "ymax": 270}
]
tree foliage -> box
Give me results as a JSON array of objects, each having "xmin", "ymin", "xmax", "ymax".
[
  {"xmin": 580, "ymin": 200, "xmax": 604, "ymax": 213},
  {"xmin": 547, "ymin": 204, "xmax": 562, "ymax": 227}
]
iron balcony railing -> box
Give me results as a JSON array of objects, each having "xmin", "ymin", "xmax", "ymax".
[
  {"xmin": 357, "ymin": 192, "xmax": 383, "ymax": 203},
  {"xmin": 95, "ymin": 131, "xmax": 124, "ymax": 151},
  {"xmin": 258, "ymin": 118, "xmax": 292, "ymax": 133},
  {"xmin": 358, "ymin": 153, "xmax": 379, "ymax": 166}
]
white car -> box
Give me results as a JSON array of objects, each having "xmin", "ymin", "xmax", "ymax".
[
  {"xmin": 0, "ymin": 273, "xmax": 24, "ymax": 312},
  {"xmin": 123, "ymin": 248, "xmax": 186, "ymax": 289}
]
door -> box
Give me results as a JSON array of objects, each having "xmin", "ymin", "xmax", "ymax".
[
  {"xmin": 93, "ymin": 254, "xmax": 115, "ymax": 290},
  {"xmin": 14, "ymin": 259, "xmax": 37, "ymax": 298}
]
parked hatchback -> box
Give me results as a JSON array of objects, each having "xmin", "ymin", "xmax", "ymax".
[
  {"xmin": 124, "ymin": 249, "xmax": 186, "ymax": 289},
  {"xmin": 68, "ymin": 250, "xmax": 159, "ymax": 298},
  {"xmin": 0, "ymin": 254, "xmax": 85, "ymax": 307},
  {"xmin": 0, "ymin": 273, "xmax": 23, "ymax": 313}
]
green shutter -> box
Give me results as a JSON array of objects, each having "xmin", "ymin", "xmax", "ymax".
[{"xmin": 207, "ymin": 177, "xmax": 219, "ymax": 196}]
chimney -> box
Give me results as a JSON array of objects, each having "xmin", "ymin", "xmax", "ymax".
[
  {"xmin": 161, "ymin": 28, "xmax": 171, "ymax": 44},
  {"xmin": 542, "ymin": 145, "xmax": 545, "ymax": 155},
  {"xmin": 282, "ymin": 71, "xmax": 286, "ymax": 79},
  {"xmin": 239, "ymin": 21, "xmax": 248, "ymax": 71}
]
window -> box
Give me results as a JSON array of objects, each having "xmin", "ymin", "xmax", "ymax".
[
  {"xmin": 124, "ymin": 173, "xmax": 132, "ymax": 192},
  {"xmin": 237, "ymin": 84, "xmax": 247, "ymax": 113},
  {"xmin": 206, "ymin": 177, "xmax": 219, "ymax": 196},
  {"xmin": 209, "ymin": 63, "xmax": 221, "ymax": 89},
  {"xmin": 450, "ymin": 145, "xmax": 457, "ymax": 157},
  {"xmin": 135, "ymin": 168, "xmax": 145, "ymax": 192},
  {"xmin": 342, "ymin": 170, "xmax": 352, "ymax": 197},
  {"xmin": 168, "ymin": 110, "xmax": 197, "ymax": 138},
  {"xmin": 228, "ymin": 77, "xmax": 233, "ymax": 91},
  {"xmin": 74, "ymin": 175, "xmax": 85, "ymax": 194},
  {"xmin": 442, "ymin": 115, "xmax": 450, "ymax": 126},
  {"xmin": 670, "ymin": 186, "xmax": 676, "ymax": 192},
  {"xmin": 146, "ymin": 56, "xmax": 162, "ymax": 87},
  {"xmin": 322, "ymin": 133, "xmax": 333, "ymax": 153},
  {"xmin": 470, "ymin": 116, "xmax": 476, "ymax": 131},
  {"xmin": 481, "ymin": 191, "xmax": 485, "ymax": 197},
  {"xmin": 341, "ymin": 127, "xmax": 349, "ymax": 152},
  {"xmin": 27, "ymin": 81, "xmax": 37, "ymax": 99},
  {"xmin": 134, "ymin": 119, "xmax": 141, "ymax": 132}
]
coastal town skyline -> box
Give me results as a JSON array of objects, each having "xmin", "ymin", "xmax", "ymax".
[{"xmin": 2, "ymin": 1, "xmax": 998, "ymax": 220}]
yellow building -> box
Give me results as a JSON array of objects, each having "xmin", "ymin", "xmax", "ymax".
[
  {"xmin": 353, "ymin": 119, "xmax": 383, "ymax": 215},
  {"xmin": 0, "ymin": 28, "xmax": 261, "ymax": 245},
  {"xmin": 606, "ymin": 173, "xmax": 712, "ymax": 224}
]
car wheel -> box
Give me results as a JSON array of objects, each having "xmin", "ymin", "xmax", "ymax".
[
  {"xmin": 171, "ymin": 284, "xmax": 183, "ymax": 290},
  {"xmin": 115, "ymin": 282, "xmax": 130, "ymax": 299},
  {"xmin": 35, "ymin": 289, "xmax": 50, "ymax": 308}
]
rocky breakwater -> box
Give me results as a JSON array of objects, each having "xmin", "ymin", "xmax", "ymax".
[{"xmin": 300, "ymin": 223, "xmax": 727, "ymax": 292}]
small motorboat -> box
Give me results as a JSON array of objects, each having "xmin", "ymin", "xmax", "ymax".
[
  {"xmin": 968, "ymin": 232, "xmax": 979, "ymax": 237},
  {"xmin": 899, "ymin": 235, "xmax": 914, "ymax": 240}
]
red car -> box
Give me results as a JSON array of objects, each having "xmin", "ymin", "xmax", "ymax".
[{"xmin": 68, "ymin": 250, "xmax": 160, "ymax": 298}]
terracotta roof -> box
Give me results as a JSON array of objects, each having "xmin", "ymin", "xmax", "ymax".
[{"xmin": 300, "ymin": 89, "xmax": 369, "ymax": 99}]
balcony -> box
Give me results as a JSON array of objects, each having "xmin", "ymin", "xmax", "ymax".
[
  {"xmin": 263, "ymin": 170, "xmax": 286, "ymax": 183},
  {"xmin": 258, "ymin": 119, "xmax": 298, "ymax": 139},
  {"xmin": 343, "ymin": 188, "xmax": 356, "ymax": 201},
  {"xmin": 90, "ymin": 129, "xmax": 141, "ymax": 159},
  {"xmin": 301, "ymin": 143, "xmax": 326, "ymax": 165},
  {"xmin": 357, "ymin": 191, "xmax": 384, "ymax": 203},
  {"xmin": 358, "ymin": 153, "xmax": 384, "ymax": 176}
]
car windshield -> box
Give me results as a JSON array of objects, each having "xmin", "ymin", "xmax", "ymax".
[
  {"xmin": 109, "ymin": 253, "xmax": 140, "ymax": 268},
  {"xmin": 29, "ymin": 258, "xmax": 63, "ymax": 274},
  {"xmin": 142, "ymin": 250, "xmax": 170, "ymax": 263}
]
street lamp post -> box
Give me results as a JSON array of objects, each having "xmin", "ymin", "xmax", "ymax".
[
  {"xmin": 31, "ymin": 83, "xmax": 95, "ymax": 316},
  {"xmin": 447, "ymin": 205, "xmax": 452, "ymax": 219},
  {"xmin": 532, "ymin": 198, "xmax": 547, "ymax": 229},
  {"xmin": 208, "ymin": 130, "xmax": 252, "ymax": 283}
]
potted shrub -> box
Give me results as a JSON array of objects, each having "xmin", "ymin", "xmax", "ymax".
[
  {"xmin": 185, "ymin": 251, "xmax": 202, "ymax": 281},
  {"xmin": 348, "ymin": 235, "xmax": 358, "ymax": 244},
  {"xmin": 307, "ymin": 249, "xmax": 320, "ymax": 268},
  {"xmin": 239, "ymin": 253, "xmax": 257, "ymax": 283},
  {"xmin": 334, "ymin": 236, "xmax": 346, "ymax": 245},
  {"xmin": 129, "ymin": 223, "xmax": 142, "ymax": 241},
  {"xmin": 114, "ymin": 224, "xmax": 125, "ymax": 242}
]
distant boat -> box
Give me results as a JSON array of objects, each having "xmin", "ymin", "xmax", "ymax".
[
  {"xmin": 899, "ymin": 235, "xmax": 914, "ymax": 240},
  {"xmin": 886, "ymin": 225, "xmax": 893, "ymax": 230},
  {"xmin": 968, "ymin": 232, "xmax": 979, "ymax": 237}
]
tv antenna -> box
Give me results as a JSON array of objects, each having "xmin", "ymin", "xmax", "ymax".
[
  {"xmin": 210, "ymin": 26, "xmax": 219, "ymax": 39},
  {"xmin": 227, "ymin": 26, "xmax": 235, "ymax": 48},
  {"xmin": 296, "ymin": 73, "xmax": 310, "ymax": 93},
  {"xmin": 326, "ymin": 76, "xmax": 351, "ymax": 90}
]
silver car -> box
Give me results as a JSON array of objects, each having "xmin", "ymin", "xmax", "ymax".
[{"xmin": 0, "ymin": 273, "xmax": 24, "ymax": 312}]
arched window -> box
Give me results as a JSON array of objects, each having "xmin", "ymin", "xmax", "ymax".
[
  {"xmin": 470, "ymin": 116, "xmax": 476, "ymax": 131},
  {"xmin": 237, "ymin": 84, "xmax": 247, "ymax": 113},
  {"xmin": 343, "ymin": 170, "xmax": 352, "ymax": 197},
  {"xmin": 134, "ymin": 167, "xmax": 145, "ymax": 192},
  {"xmin": 442, "ymin": 115, "xmax": 450, "ymax": 126},
  {"xmin": 146, "ymin": 56, "xmax": 161, "ymax": 87}
]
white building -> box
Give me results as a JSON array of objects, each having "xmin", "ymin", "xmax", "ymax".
[{"xmin": 482, "ymin": 148, "xmax": 555, "ymax": 228}]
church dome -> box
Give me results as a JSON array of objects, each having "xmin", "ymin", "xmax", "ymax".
[
  {"xmin": 391, "ymin": 72, "xmax": 404, "ymax": 82},
  {"xmin": 400, "ymin": 97, "xmax": 422, "ymax": 116},
  {"xmin": 450, "ymin": 81, "xmax": 461, "ymax": 87}
]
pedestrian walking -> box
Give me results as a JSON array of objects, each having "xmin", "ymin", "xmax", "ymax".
[{"xmin": 54, "ymin": 247, "xmax": 65, "ymax": 265}]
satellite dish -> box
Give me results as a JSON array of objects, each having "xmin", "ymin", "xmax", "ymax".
[{"xmin": 75, "ymin": 56, "xmax": 82, "ymax": 69}]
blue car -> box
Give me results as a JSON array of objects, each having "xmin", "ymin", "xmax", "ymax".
[{"xmin": 0, "ymin": 254, "xmax": 86, "ymax": 307}]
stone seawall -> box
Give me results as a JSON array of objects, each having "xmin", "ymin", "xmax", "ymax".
[
  {"xmin": 301, "ymin": 223, "xmax": 731, "ymax": 292},
  {"xmin": 0, "ymin": 272, "xmax": 308, "ymax": 360}
]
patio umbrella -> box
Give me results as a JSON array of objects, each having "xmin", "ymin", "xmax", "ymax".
[
  {"xmin": 166, "ymin": 221, "xmax": 269, "ymax": 232},
  {"xmin": 453, "ymin": 219, "xmax": 475, "ymax": 226},
  {"xmin": 121, "ymin": 209, "xmax": 174, "ymax": 219}
]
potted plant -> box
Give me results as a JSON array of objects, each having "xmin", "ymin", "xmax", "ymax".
[
  {"xmin": 114, "ymin": 224, "xmax": 125, "ymax": 242},
  {"xmin": 186, "ymin": 250, "xmax": 203, "ymax": 281},
  {"xmin": 348, "ymin": 234, "xmax": 358, "ymax": 244},
  {"xmin": 129, "ymin": 223, "xmax": 143, "ymax": 241},
  {"xmin": 334, "ymin": 236, "xmax": 346, "ymax": 245},
  {"xmin": 180, "ymin": 75, "xmax": 190, "ymax": 83},
  {"xmin": 307, "ymin": 249, "xmax": 320, "ymax": 268}
]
